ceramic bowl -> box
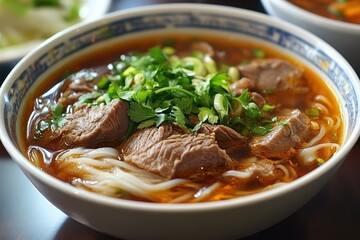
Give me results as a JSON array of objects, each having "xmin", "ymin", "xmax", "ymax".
[
  {"xmin": 261, "ymin": 0, "xmax": 360, "ymax": 72},
  {"xmin": 1, "ymin": 3, "xmax": 360, "ymax": 240}
]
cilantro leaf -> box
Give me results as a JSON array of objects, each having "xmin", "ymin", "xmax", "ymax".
[
  {"xmin": 128, "ymin": 102, "xmax": 156, "ymax": 122},
  {"xmin": 40, "ymin": 42, "xmax": 279, "ymax": 138},
  {"xmin": 198, "ymin": 107, "xmax": 218, "ymax": 125},
  {"xmin": 171, "ymin": 106, "xmax": 186, "ymax": 127},
  {"xmin": 213, "ymin": 93, "xmax": 229, "ymax": 122}
]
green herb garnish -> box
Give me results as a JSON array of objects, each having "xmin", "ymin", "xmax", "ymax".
[
  {"xmin": 305, "ymin": 107, "xmax": 321, "ymax": 118},
  {"xmin": 38, "ymin": 44, "xmax": 278, "ymax": 137}
]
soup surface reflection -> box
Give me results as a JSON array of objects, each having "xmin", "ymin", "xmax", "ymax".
[{"xmin": 22, "ymin": 35, "xmax": 343, "ymax": 203}]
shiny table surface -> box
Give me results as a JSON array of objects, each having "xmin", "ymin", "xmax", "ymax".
[{"xmin": 1, "ymin": 1, "xmax": 360, "ymax": 239}]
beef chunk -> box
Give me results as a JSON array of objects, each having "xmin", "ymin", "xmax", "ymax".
[
  {"xmin": 45, "ymin": 99, "xmax": 129, "ymax": 149},
  {"xmin": 250, "ymin": 92, "xmax": 266, "ymax": 107},
  {"xmin": 191, "ymin": 41, "xmax": 215, "ymax": 57},
  {"xmin": 230, "ymin": 77, "xmax": 255, "ymax": 96},
  {"xmin": 250, "ymin": 109, "xmax": 310, "ymax": 159},
  {"xmin": 199, "ymin": 124, "xmax": 248, "ymax": 158},
  {"xmin": 236, "ymin": 59, "xmax": 306, "ymax": 93},
  {"xmin": 239, "ymin": 159, "xmax": 287, "ymax": 186},
  {"xmin": 121, "ymin": 124, "xmax": 233, "ymax": 180},
  {"xmin": 57, "ymin": 69, "xmax": 101, "ymax": 107},
  {"xmin": 246, "ymin": 159, "xmax": 282, "ymax": 185}
]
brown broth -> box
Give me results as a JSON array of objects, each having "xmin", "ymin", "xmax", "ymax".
[{"xmin": 21, "ymin": 34, "xmax": 343, "ymax": 203}]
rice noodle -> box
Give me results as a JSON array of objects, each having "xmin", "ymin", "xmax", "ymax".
[
  {"xmin": 298, "ymin": 143, "xmax": 340, "ymax": 164},
  {"xmin": 193, "ymin": 182, "xmax": 222, "ymax": 202},
  {"xmin": 51, "ymin": 126, "xmax": 340, "ymax": 202},
  {"xmin": 58, "ymin": 147, "xmax": 119, "ymax": 159},
  {"xmin": 314, "ymin": 94, "xmax": 332, "ymax": 107},
  {"xmin": 169, "ymin": 193, "xmax": 195, "ymax": 203},
  {"xmin": 313, "ymin": 102, "xmax": 329, "ymax": 115},
  {"xmin": 310, "ymin": 94, "xmax": 332, "ymax": 115},
  {"xmin": 333, "ymin": 116, "xmax": 341, "ymax": 131},
  {"xmin": 322, "ymin": 116, "xmax": 341, "ymax": 131},
  {"xmin": 222, "ymin": 157, "xmax": 259, "ymax": 179},
  {"xmin": 56, "ymin": 148, "xmax": 190, "ymax": 201},
  {"xmin": 305, "ymin": 124, "xmax": 326, "ymax": 147},
  {"xmin": 276, "ymin": 165, "xmax": 290, "ymax": 179},
  {"xmin": 222, "ymin": 169, "xmax": 253, "ymax": 178},
  {"xmin": 312, "ymin": 95, "xmax": 341, "ymax": 134},
  {"xmin": 56, "ymin": 147, "xmax": 291, "ymax": 202}
]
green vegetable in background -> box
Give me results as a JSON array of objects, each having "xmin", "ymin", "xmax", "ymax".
[{"xmin": 0, "ymin": 0, "xmax": 81, "ymax": 21}]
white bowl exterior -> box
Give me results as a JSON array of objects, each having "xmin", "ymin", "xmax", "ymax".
[
  {"xmin": 22, "ymin": 163, "xmax": 340, "ymax": 240},
  {"xmin": 1, "ymin": 4, "xmax": 360, "ymax": 240},
  {"xmin": 261, "ymin": 0, "xmax": 360, "ymax": 70}
]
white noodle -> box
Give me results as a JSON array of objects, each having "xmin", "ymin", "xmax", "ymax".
[
  {"xmin": 63, "ymin": 157, "xmax": 113, "ymax": 168},
  {"xmin": 103, "ymin": 158, "xmax": 165, "ymax": 182},
  {"xmin": 305, "ymin": 124, "xmax": 326, "ymax": 147},
  {"xmin": 193, "ymin": 182, "xmax": 222, "ymax": 202},
  {"xmin": 276, "ymin": 165, "xmax": 290, "ymax": 179},
  {"xmin": 323, "ymin": 116, "xmax": 341, "ymax": 131},
  {"xmin": 324, "ymin": 116, "xmax": 335, "ymax": 128},
  {"xmin": 170, "ymin": 193, "xmax": 196, "ymax": 203},
  {"xmin": 314, "ymin": 95, "xmax": 332, "ymax": 107},
  {"xmin": 332, "ymin": 116, "xmax": 341, "ymax": 131},
  {"xmin": 82, "ymin": 147, "xmax": 119, "ymax": 159},
  {"xmin": 223, "ymin": 169, "xmax": 253, "ymax": 178},
  {"xmin": 58, "ymin": 147, "xmax": 119, "ymax": 159},
  {"xmin": 313, "ymin": 102, "xmax": 329, "ymax": 115},
  {"xmin": 88, "ymin": 164, "xmax": 186, "ymax": 192},
  {"xmin": 298, "ymin": 143, "xmax": 340, "ymax": 164},
  {"xmin": 56, "ymin": 147, "xmax": 192, "ymax": 201}
]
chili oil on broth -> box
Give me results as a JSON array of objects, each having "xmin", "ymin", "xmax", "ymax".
[{"xmin": 21, "ymin": 34, "xmax": 344, "ymax": 203}]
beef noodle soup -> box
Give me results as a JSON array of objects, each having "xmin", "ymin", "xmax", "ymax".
[
  {"xmin": 22, "ymin": 35, "xmax": 343, "ymax": 203},
  {"xmin": 289, "ymin": 0, "xmax": 360, "ymax": 24}
]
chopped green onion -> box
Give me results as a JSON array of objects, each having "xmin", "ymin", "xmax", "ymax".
[
  {"xmin": 305, "ymin": 107, "xmax": 320, "ymax": 118},
  {"xmin": 228, "ymin": 66, "xmax": 240, "ymax": 81},
  {"xmin": 316, "ymin": 158, "xmax": 325, "ymax": 165},
  {"xmin": 253, "ymin": 48, "xmax": 265, "ymax": 59},
  {"xmin": 262, "ymin": 104, "xmax": 275, "ymax": 112},
  {"xmin": 214, "ymin": 93, "xmax": 229, "ymax": 121}
]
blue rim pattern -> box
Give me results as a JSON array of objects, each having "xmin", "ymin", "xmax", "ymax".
[{"xmin": 5, "ymin": 11, "xmax": 358, "ymax": 146}]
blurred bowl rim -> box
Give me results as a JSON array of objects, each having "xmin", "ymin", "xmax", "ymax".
[
  {"xmin": 0, "ymin": 0, "xmax": 112, "ymax": 64},
  {"xmin": 1, "ymin": 3, "xmax": 360, "ymax": 212},
  {"xmin": 261, "ymin": 0, "xmax": 360, "ymax": 34}
]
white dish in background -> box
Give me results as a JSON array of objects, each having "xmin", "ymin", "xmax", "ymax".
[
  {"xmin": 261, "ymin": 0, "xmax": 360, "ymax": 71},
  {"xmin": 0, "ymin": 0, "xmax": 111, "ymax": 64},
  {"xmin": 1, "ymin": 3, "xmax": 360, "ymax": 240}
]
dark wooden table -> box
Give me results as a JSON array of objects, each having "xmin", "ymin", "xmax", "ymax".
[{"xmin": 1, "ymin": 1, "xmax": 360, "ymax": 239}]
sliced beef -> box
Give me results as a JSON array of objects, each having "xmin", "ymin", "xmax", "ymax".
[
  {"xmin": 57, "ymin": 69, "xmax": 101, "ymax": 107},
  {"xmin": 57, "ymin": 80, "xmax": 95, "ymax": 107},
  {"xmin": 250, "ymin": 92, "xmax": 266, "ymax": 107},
  {"xmin": 230, "ymin": 77, "xmax": 254, "ymax": 96},
  {"xmin": 191, "ymin": 41, "xmax": 215, "ymax": 57},
  {"xmin": 235, "ymin": 59, "xmax": 306, "ymax": 93},
  {"xmin": 43, "ymin": 99, "xmax": 129, "ymax": 150},
  {"xmin": 199, "ymin": 124, "xmax": 248, "ymax": 158},
  {"xmin": 245, "ymin": 159, "xmax": 282, "ymax": 186},
  {"xmin": 250, "ymin": 109, "xmax": 311, "ymax": 159},
  {"xmin": 121, "ymin": 124, "xmax": 234, "ymax": 180},
  {"xmin": 232, "ymin": 159, "xmax": 288, "ymax": 187}
]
